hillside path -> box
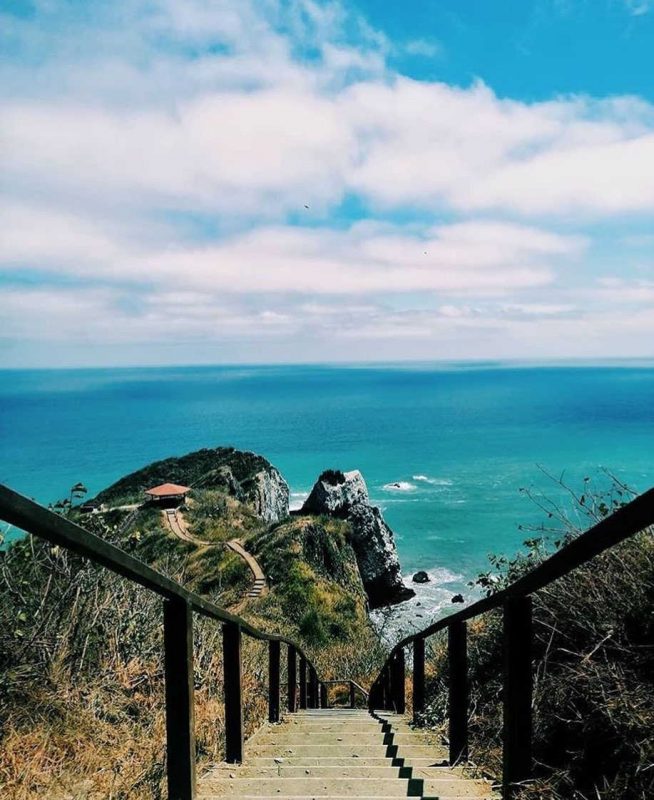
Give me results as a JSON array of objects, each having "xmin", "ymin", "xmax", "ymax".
[
  {"xmin": 161, "ymin": 509, "xmax": 267, "ymax": 599},
  {"xmin": 225, "ymin": 538, "xmax": 267, "ymax": 598}
]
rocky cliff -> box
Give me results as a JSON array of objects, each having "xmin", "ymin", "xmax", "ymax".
[
  {"xmin": 301, "ymin": 470, "xmax": 414, "ymax": 608},
  {"xmin": 94, "ymin": 446, "xmax": 289, "ymax": 524}
]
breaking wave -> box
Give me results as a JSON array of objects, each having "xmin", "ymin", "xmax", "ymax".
[
  {"xmin": 382, "ymin": 481, "xmax": 417, "ymax": 492},
  {"xmin": 412, "ymin": 475, "xmax": 453, "ymax": 486}
]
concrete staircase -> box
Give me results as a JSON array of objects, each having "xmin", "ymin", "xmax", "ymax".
[{"xmin": 198, "ymin": 708, "xmax": 497, "ymax": 799}]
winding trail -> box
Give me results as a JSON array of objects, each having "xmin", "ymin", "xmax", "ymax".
[
  {"xmin": 162, "ymin": 509, "xmax": 268, "ymax": 599},
  {"xmin": 225, "ymin": 538, "xmax": 267, "ymax": 598}
]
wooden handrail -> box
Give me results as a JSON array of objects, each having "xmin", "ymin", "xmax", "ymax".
[
  {"xmin": 386, "ymin": 485, "xmax": 654, "ymax": 656},
  {"xmin": 0, "ymin": 484, "xmax": 312, "ymax": 656},
  {"xmin": 369, "ymin": 485, "xmax": 654, "ymax": 797},
  {"xmin": 0, "ymin": 483, "xmax": 323, "ymax": 800}
]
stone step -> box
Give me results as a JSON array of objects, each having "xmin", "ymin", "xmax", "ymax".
[
  {"xmin": 252, "ymin": 733, "xmax": 395, "ymax": 745},
  {"xmin": 199, "ymin": 777, "xmax": 416, "ymax": 796},
  {"xmin": 248, "ymin": 757, "xmax": 398, "ymax": 767},
  {"xmin": 280, "ymin": 722, "xmax": 383, "ymax": 729},
  {"xmin": 247, "ymin": 745, "xmax": 390, "ymax": 758},
  {"xmin": 207, "ymin": 765, "xmax": 402, "ymax": 779}
]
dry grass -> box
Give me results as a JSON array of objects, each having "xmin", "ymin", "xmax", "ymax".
[{"xmin": 420, "ymin": 525, "xmax": 654, "ymax": 799}]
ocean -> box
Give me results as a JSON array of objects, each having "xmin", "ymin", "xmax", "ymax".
[{"xmin": 2, "ymin": 362, "xmax": 654, "ymax": 630}]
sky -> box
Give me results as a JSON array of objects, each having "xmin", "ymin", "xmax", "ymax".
[{"xmin": 1, "ymin": 0, "xmax": 654, "ymax": 367}]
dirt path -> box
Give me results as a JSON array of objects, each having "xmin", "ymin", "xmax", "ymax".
[
  {"xmin": 162, "ymin": 509, "xmax": 268, "ymax": 599},
  {"xmin": 225, "ymin": 538, "xmax": 267, "ymax": 598}
]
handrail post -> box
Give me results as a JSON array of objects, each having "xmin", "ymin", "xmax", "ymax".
[
  {"xmin": 383, "ymin": 664, "xmax": 393, "ymax": 710},
  {"xmin": 503, "ymin": 596, "xmax": 533, "ymax": 797},
  {"xmin": 268, "ymin": 640, "xmax": 280, "ymax": 723},
  {"xmin": 164, "ymin": 598, "xmax": 195, "ymax": 800},
  {"xmin": 349, "ymin": 680, "xmax": 356, "ymax": 709},
  {"xmin": 299, "ymin": 656, "xmax": 307, "ymax": 709},
  {"xmin": 287, "ymin": 645, "xmax": 297, "ymax": 712},
  {"xmin": 391, "ymin": 648, "xmax": 406, "ymax": 713},
  {"xmin": 320, "ymin": 682, "xmax": 328, "ymax": 708},
  {"xmin": 368, "ymin": 678, "xmax": 380, "ymax": 710},
  {"xmin": 308, "ymin": 664, "xmax": 318, "ymax": 709},
  {"xmin": 223, "ymin": 621, "xmax": 243, "ymax": 763},
  {"xmin": 413, "ymin": 636, "xmax": 425, "ymax": 724},
  {"xmin": 448, "ymin": 620, "xmax": 468, "ymax": 765}
]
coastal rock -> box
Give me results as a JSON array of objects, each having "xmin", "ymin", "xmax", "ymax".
[
  {"xmin": 412, "ymin": 570, "xmax": 430, "ymax": 584},
  {"xmin": 247, "ymin": 466, "xmax": 290, "ymax": 524},
  {"xmin": 95, "ymin": 446, "xmax": 290, "ymax": 524},
  {"xmin": 301, "ymin": 470, "xmax": 415, "ymax": 608},
  {"xmin": 301, "ymin": 469, "xmax": 368, "ymax": 517},
  {"xmin": 451, "ymin": 594, "xmax": 464, "ymax": 603}
]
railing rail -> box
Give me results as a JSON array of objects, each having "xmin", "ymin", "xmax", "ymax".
[
  {"xmin": 0, "ymin": 484, "xmax": 325, "ymax": 800},
  {"xmin": 369, "ymin": 485, "xmax": 654, "ymax": 797},
  {"xmin": 321, "ymin": 679, "xmax": 369, "ymax": 708}
]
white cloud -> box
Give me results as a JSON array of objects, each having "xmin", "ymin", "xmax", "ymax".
[
  {"xmin": 2, "ymin": 0, "xmax": 654, "ymax": 365},
  {"xmin": 1, "ymin": 202, "xmax": 578, "ymax": 296}
]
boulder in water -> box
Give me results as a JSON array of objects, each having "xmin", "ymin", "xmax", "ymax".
[{"xmin": 412, "ymin": 570, "xmax": 430, "ymax": 584}]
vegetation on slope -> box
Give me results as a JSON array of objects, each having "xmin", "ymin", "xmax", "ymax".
[
  {"xmin": 0, "ymin": 451, "xmax": 386, "ymax": 798},
  {"xmin": 421, "ymin": 476, "xmax": 654, "ymax": 800}
]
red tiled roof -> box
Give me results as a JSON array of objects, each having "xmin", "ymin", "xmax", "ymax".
[{"xmin": 145, "ymin": 482, "xmax": 192, "ymax": 497}]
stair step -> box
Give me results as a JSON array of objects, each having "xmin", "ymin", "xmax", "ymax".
[
  {"xmin": 198, "ymin": 710, "xmax": 498, "ymax": 800},
  {"xmin": 247, "ymin": 745, "xmax": 390, "ymax": 757},
  {"xmin": 200, "ymin": 778, "xmax": 415, "ymax": 796},
  {"xmin": 248, "ymin": 757, "xmax": 398, "ymax": 767},
  {"xmin": 207, "ymin": 765, "xmax": 402, "ymax": 778}
]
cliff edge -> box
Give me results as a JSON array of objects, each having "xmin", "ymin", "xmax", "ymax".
[{"xmin": 301, "ymin": 469, "xmax": 415, "ymax": 608}]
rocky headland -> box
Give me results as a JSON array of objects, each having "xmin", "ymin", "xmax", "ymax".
[
  {"xmin": 91, "ymin": 447, "xmax": 413, "ymax": 610},
  {"xmin": 301, "ymin": 469, "xmax": 415, "ymax": 608}
]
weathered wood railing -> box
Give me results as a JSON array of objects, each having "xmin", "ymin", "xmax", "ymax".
[
  {"xmin": 321, "ymin": 679, "xmax": 369, "ymax": 708},
  {"xmin": 368, "ymin": 486, "xmax": 654, "ymax": 797},
  {"xmin": 0, "ymin": 484, "xmax": 325, "ymax": 800}
]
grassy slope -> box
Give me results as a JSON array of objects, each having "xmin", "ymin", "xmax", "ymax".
[
  {"xmin": 0, "ymin": 454, "xmax": 385, "ymax": 798},
  {"xmin": 421, "ymin": 530, "xmax": 654, "ymax": 800}
]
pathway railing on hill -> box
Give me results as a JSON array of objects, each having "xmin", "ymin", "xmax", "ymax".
[
  {"xmin": 368, "ymin": 486, "xmax": 654, "ymax": 797},
  {"xmin": 0, "ymin": 484, "xmax": 326, "ymax": 800}
]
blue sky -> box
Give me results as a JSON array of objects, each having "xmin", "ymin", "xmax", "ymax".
[{"xmin": 1, "ymin": 0, "xmax": 653, "ymax": 367}]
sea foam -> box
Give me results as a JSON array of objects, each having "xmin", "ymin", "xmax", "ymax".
[
  {"xmin": 383, "ymin": 481, "xmax": 416, "ymax": 492},
  {"xmin": 412, "ymin": 475, "xmax": 453, "ymax": 486}
]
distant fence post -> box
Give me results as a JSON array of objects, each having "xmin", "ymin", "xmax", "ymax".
[
  {"xmin": 268, "ymin": 640, "xmax": 280, "ymax": 723},
  {"xmin": 299, "ymin": 656, "xmax": 307, "ymax": 709},
  {"xmin": 448, "ymin": 620, "xmax": 468, "ymax": 765},
  {"xmin": 287, "ymin": 645, "xmax": 297, "ymax": 712},
  {"xmin": 349, "ymin": 680, "xmax": 356, "ymax": 709},
  {"xmin": 163, "ymin": 598, "xmax": 195, "ymax": 800},
  {"xmin": 413, "ymin": 637, "xmax": 425, "ymax": 724},
  {"xmin": 223, "ymin": 621, "xmax": 243, "ymax": 763},
  {"xmin": 503, "ymin": 596, "xmax": 533, "ymax": 797},
  {"xmin": 320, "ymin": 682, "xmax": 328, "ymax": 708}
]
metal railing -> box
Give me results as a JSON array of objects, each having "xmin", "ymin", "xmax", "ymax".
[
  {"xmin": 0, "ymin": 484, "xmax": 326, "ymax": 800},
  {"xmin": 368, "ymin": 485, "xmax": 654, "ymax": 797}
]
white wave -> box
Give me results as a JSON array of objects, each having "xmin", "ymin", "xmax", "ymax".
[
  {"xmin": 403, "ymin": 566, "xmax": 462, "ymax": 585},
  {"xmin": 382, "ymin": 481, "xmax": 416, "ymax": 492},
  {"xmin": 412, "ymin": 475, "xmax": 453, "ymax": 486}
]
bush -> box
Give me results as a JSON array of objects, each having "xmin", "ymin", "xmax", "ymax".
[{"xmin": 422, "ymin": 476, "xmax": 654, "ymax": 799}]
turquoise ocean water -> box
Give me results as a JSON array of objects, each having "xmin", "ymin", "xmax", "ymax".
[{"xmin": 2, "ymin": 363, "xmax": 654, "ymax": 626}]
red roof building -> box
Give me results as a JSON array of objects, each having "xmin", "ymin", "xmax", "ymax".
[{"xmin": 144, "ymin": 483, "xmax": 192, "ymax": 501}]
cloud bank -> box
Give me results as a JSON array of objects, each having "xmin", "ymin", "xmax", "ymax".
[{"xmin": 1, "ymin": 0, "xmax": 653, "ymax": 365}]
